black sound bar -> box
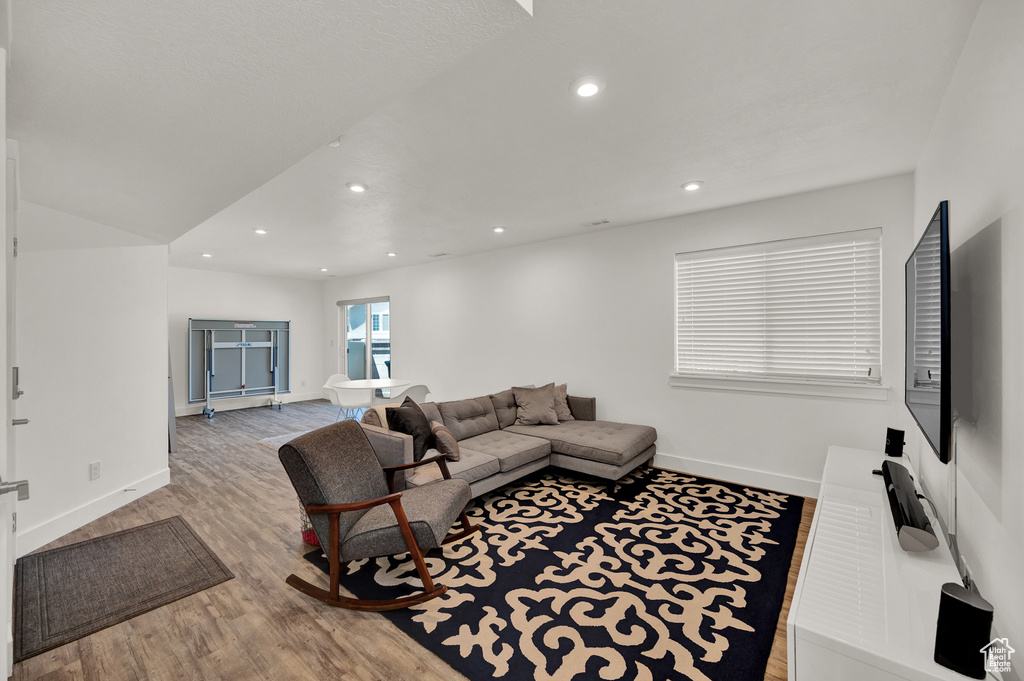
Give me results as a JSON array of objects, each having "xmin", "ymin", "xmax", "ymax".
[{"xmin": 881, "ymin": 460, "xmax": 939, "ymax": 552}]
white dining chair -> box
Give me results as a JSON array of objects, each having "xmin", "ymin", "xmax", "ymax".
[
  {"xmin": 322, "ymin": 375, "xmax": 372, "ymax": 421},
  {"xmin": 373, "ymin": 384, "xmax": 430, "ymax": 406}
]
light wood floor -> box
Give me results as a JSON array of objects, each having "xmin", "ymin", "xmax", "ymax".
[{"xmin": 13, "ymin": 400, "xmax": 815, "ymax": 681}]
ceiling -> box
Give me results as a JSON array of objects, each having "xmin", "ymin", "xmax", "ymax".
[
  {"xmin": 8, "ymin": 0, "xmax": 530, "ymax": 243},
  {"xmin": 12, "ymin": 1, "xmax": 980, "ymax": 280}
]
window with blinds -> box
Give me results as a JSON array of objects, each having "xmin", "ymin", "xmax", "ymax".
[
  {"xmin": 911, "ymin": 229, "xmax": 941, "ymax": 386},
  {"xmin": 675, "ymin": 229, "xmax": 882, "ymax": 384}
]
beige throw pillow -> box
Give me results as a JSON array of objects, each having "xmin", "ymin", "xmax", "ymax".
[
  {"xmin": 553, "ymin": 383, "xmax": 574, "ymax": 422},
  {"xmin": 361, "ymin": 408, "xmax": 383, "ymax": 427},
  {"xmin": 430, "ymin": 422, "xmax": 461, "ymax": 461},
  {"xmin": 512, "ymin": 383, "xmax": 559, "ymax": 426}
]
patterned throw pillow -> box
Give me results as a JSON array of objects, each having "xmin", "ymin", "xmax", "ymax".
[
  {"xmin": 430, "ymin": 421, "xmax": 461, "ymax": 462},
  {"xmin": 553, "ymin": 383, "xmax": 574, "ymax": 422}
]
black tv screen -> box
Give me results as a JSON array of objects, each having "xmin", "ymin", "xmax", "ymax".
[{"xmin": 905, "ymin": 201, "xmax": 951, "ymax": 463}]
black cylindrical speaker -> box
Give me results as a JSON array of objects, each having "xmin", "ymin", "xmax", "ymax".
[
  {"xmin": 934, "ymin": 582, "xmax": 993, "ymax": 679},
  {"xmin": 885, "ymin": 427, "xmax": 905, "ymax": 457}
]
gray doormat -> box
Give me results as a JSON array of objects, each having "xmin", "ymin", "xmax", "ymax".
[{"xmin": 14, "ymin": 516, "xmax": 233, "ymax": 662}]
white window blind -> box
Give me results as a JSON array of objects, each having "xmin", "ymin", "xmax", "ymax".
[
  {"xmin": 912, "ymin": 229, "xmax": 941, "ymax": 384},
  {"xmin": 675, "ymin": 229, "xmax": 881, "ymax": 383}
]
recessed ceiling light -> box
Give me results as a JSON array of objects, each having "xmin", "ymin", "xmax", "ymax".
[
  {"xmin": 347, "ymin": 182, "xmax": 367, "ymax": 193},
  {"xmin": 570, "ymin": 76, "xmax": 605, "ymax": 98},
  {"xmin": 319, "ymin": 268, "xmax": 328, "ymax": 272},
  {"xmin": 328, "ymin": 137, "xmax": 342, "ymax": 148},
  {"xmin": 254, "ymin": 228, "xmax": 268, "ymax": 235},
  {"xmin": 201, "ymin": 253, "xmax": 213, "ymax": 258},
  {"xmin": 682, "ymin": 180, "xmax": 704, "ymax": 192},
  {"xmin": 493, "ymin": 226, "xmax": 505, "ymax": 233},
  {"xmin": 386, "ymin": 252, "xmax": 397, "ymax": 257}
]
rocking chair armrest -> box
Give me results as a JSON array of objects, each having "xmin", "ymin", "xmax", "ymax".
[
  {"xmin": 305, "ymin": 492, "xmax": 403, "ymax": 516},
  {"xmin": 383, "ymin": 454, "xmax": 447, "ymax": 473},
  {"xmin": 383, "ymin": 455, "xmax": 453, "ymax": 489}
]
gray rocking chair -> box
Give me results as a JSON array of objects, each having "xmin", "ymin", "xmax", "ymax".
[{"xmin": 279, "ymin": 420, "xmax": 479, "ymax": 611}]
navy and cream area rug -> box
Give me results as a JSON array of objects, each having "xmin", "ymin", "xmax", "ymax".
[{"xmin": 305, "ymin": 468, "xmax": 803, "ymax": 681}]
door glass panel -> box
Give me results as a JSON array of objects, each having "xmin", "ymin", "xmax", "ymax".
[
  {"xmin": 370, "ymin": 301, "xmax": 390, "ymax": 380},
  {"xmin": 346, "ymin": 304, "xmax": 367, "ymax": 380}
]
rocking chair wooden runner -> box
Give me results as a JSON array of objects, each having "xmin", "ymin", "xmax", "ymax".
[{"xmin": 279, "ymin": 420, "xmax": 479, "ymax": 611}]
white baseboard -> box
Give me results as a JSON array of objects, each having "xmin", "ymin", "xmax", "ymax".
[
  {"xmin": 654, "ymin": 452, "xmax": 821, "ymax": 499},
  {"xmin": 175, "ymin": 391, "xmax": 324, "ymax": 417},
  {"xmin": 17, "ymin": 468, "xmax": 171, "ymax": 557}
]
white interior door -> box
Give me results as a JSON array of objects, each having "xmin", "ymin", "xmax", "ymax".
[
  {"xmin": 0, "ymin": 53, "xmax": 11, "ymax": 675},
  {"xmin": 1, "ymin": 140, "xmax": 21, "ymax": 678},
  {"xmin": 0, "ymin": 75, "xmax": 16, "ymax": 677}
]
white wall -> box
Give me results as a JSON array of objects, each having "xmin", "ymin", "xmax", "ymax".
[
  {"xmin": 168, "ymin": 267, "xmax": 324, "ymax": 415},
  {"xmin": 322, "ymin": 174, "xmax": 914, "ymax": 497},
  {"xmin": 912, "ymin": 0, "xmax": 1024, "ymax": 662},
  {"xmin": 16, "ymin": 244, "xmax": 169, "ymax": 555},
  {"xmin": 19, "ymin": 201, "xmax": 161, "ymax": 251}
]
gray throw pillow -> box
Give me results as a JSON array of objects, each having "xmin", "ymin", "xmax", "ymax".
[
  {"xmin": 430, "ymin": 421, "xmax": 461, "ymax": 461},
  {"xmin": 512, "ymin": 383, "xmax": 559, "ymax": 426},
  {"xmin": 361, "ymin": 408, "xmax": 383, "ymax": 427},
  {"xmin": 553, "ymin": 383, "xmax": 574, "ymax": 422}
]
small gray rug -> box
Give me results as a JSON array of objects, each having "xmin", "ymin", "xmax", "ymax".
[
  {"xmin": 256, "ymin": 431, "xmax": 309, "ymax": 452},
  {"xmin": 14, "ymin": 516, "xmax": 233, "ymax": 662}
]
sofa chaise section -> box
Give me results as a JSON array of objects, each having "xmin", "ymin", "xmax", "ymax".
[{"xmin": 504, "ymin": 420, "xmax": 656, "ymax": 480}]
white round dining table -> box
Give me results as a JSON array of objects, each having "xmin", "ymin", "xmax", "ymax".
[{"xmin": 340, "ymin": 378, "xmax": 411, "ymax": 390}]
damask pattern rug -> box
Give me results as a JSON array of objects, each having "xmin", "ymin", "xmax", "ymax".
[{"xmin": 305, "ymin": 468, "xmax": 803, "ymax": 681}]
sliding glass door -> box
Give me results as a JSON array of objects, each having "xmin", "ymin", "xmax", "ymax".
[
  {"xmin": 369, "ymin": 300, "xmax": 391, "ymax": 380},
  {"xmin": 345, "ymin": 303, "xmax": 368, "ymax": 379},
  {"xmin": 340, "ymin": 297, "xmax": 390, "ymax": 381}
]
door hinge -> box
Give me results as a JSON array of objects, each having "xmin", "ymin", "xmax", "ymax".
[
  {"xmin": 11, "ymin": 513, "xmax": 16, "ymax": 534},
  {"xmin": 12, "ymin": 237, "xmax": 17, "ymax": 258}
]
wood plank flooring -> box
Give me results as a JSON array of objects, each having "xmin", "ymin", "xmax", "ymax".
[{"xmin": 13, "ymin": 400, "xmax": 815, "ymax": 681}]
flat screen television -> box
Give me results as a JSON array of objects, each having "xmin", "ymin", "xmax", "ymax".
[{"xmin": 905, "ymin": 201, "xmax": 951, "ymax": 463}]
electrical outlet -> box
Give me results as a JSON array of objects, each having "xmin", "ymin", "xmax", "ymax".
[{"xmin": 89, "ymin": 461, "xmax": 101, "ymax": 481}]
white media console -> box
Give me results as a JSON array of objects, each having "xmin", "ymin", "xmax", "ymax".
[{"xmin": 787, "ymin": 446, "xmax": 968, "ymax": 681}]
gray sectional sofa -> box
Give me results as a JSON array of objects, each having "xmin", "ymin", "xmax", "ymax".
[{"xmin": 360, "ymin": 389, "xmax": 657, "ymax": 498}]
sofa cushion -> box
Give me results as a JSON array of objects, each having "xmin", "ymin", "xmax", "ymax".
[
  {"xmin": 438, "ymin": 397, "xmax": 500, "ymax": 441},
  {"xmin": 512, "ymin": 384, "xmax": 559, "ymax": 426},
  {"xmin": 341, "ymin": 478, "xmax": 470, "ymax": 560},
  {"xmin": 458, "ymin": 430, "xmax": 551, "ymax": 472},
  {"xmin": 489, "ymin": 389, "xmax": 518, "ymax": 429},
  {"xmin": 420, "ymin": 401, "xmax": 443, "ymax": 424},
  {"xmin": 404, "ymin": 448, "xmax": 500, "ymax": 487},
  {"xmin": 504, "ymin": 420, "xmax": 657, "ymax": 467}
]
